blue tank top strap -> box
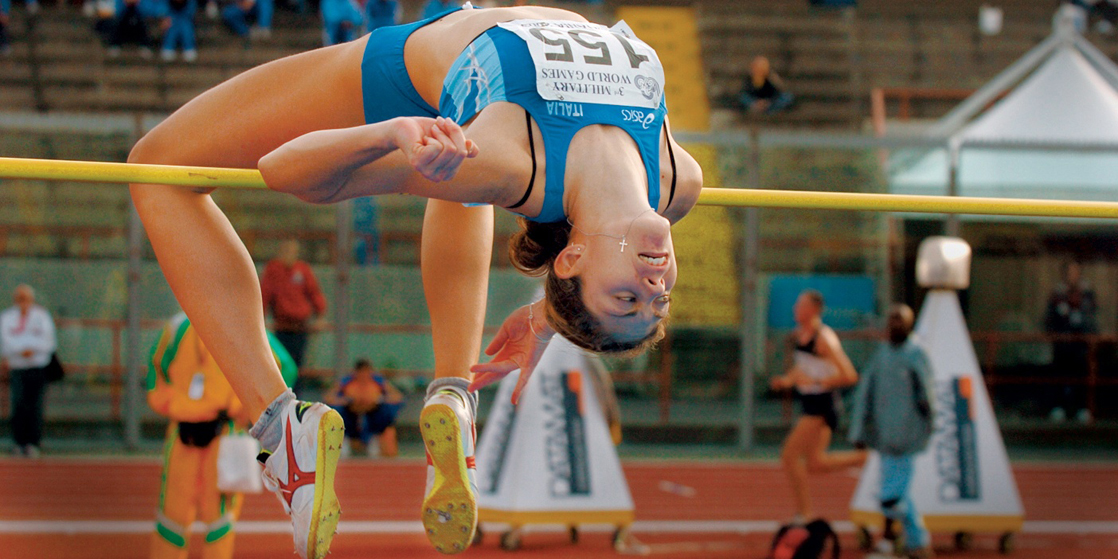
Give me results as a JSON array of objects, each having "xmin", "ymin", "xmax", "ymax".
[{"xmin": 439, "ymin": 24, "xmax": 667, "ymax": 223}]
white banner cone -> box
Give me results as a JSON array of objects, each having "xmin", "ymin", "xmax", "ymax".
[{"xmin": 475, "ymin": 336, "xmax": 635, "ymax": 538}]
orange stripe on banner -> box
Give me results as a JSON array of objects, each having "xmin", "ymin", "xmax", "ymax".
[
  {"xmin": 567, "ymin": 371, "xmax": 584, "ymax": 415},
  {"xmin": 958, "ymin": 377, "xmax": 976, "ymax": 419},
  {"xmin": 465, "ymin": 457, "xmax": 476, "ymax": 469}
]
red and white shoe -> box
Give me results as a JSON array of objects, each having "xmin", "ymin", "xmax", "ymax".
[
  {"xmin": 259, "ymin": 400, "xmax": 344, "ymax": 559},
  {"xmin": 420, "ymin": 381, "xmax": 478, "ymax": 554}
]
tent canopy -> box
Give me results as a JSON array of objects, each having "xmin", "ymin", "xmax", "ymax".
[{"xmin": 890, "ymin": 9, "xmax": 1118, "ymax": 202}]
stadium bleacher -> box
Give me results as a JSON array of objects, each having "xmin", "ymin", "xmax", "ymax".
[{"xmin": 0, "ymin": 0, "xmax": 1096, "ymax": 124}]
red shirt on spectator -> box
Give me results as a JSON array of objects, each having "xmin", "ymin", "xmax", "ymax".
[{"xmin": 261, "ymin": 258, "xmax": 326, "ymax": 332}]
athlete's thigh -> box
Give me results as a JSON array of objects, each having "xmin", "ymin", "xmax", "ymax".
[
  {"xmin": 809, "ymin": 422, "xmax": 834, "ymax": 459},
  {"xmin": 135, "ymin": 38, "xmax": 369, "ymax": 168},
  {"xmin": 782, "ymin": 417, "xmax": 818, "ymax": 457}
]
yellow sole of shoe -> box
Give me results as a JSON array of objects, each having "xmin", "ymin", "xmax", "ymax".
[
  {"xmin": 420, "ymin": 403, "xmax": 477, "ymax": 555},
  {"xmin": 309, "ymin": 409, "xmax": 344, "ymax": 559}
]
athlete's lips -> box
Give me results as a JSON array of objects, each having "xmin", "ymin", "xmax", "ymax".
[{"xmin": 638, "ymin": 252, "xmax": 669, "ymax": 267}]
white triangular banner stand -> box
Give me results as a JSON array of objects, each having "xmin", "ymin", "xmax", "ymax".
[
  {"xmin": 850, "ymin": 291, "xmax": 1025, "ymax": 536},
  {"xmin": 476, "ymin": 336, "xmax": 634, "ymax": 529}
]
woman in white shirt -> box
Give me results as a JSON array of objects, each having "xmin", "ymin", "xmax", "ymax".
[{"xmin": 0, "ymin": 285, "xmax": 57, "ymax": 458}]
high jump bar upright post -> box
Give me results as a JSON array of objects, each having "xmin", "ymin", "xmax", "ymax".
[{"xmin": 2, "ymin": 156, "xmax": 1118, "ymax": 219}]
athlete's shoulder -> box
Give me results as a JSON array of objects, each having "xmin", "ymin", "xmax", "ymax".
[
  {"xmin": 816, "ymin": 325, "xmax": 845, "ymax": 354},
  {"xmin": 663, "ymin": 141, "xmax": 703, "ymax": 224}
]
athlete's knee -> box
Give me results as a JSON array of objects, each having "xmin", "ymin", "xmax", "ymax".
[
  {"xmin": 129, "ymin": 135, "xmax": 214, "ymax": 207},
  {"xmin": 128, "ymin": 129, "xmax": 169, "ymax": 166},
  {"xmin": 805, "ymin": 455, "xmax": 828, "ymax": 473},
  {"xmin": 128, "ymin": 134, "xmax": 168, "ymax": 203},
  {"xmin": 780, "ymin": 446, "xmax": 801, "ymax": 468}
]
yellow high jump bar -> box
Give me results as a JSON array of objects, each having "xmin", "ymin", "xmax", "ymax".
[{"xmin": 2, "ymin": 156, "xmax": 1118, "ymax": 219}]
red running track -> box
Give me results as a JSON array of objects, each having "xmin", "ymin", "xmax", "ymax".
[{"xmin": 0, "ymin": 459, "xmax": 1115, "ymax": 558}]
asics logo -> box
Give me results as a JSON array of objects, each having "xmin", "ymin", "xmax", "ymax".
[{"xmin": 622, "ymin": 109, "xmax": 656, "ymax": 130}]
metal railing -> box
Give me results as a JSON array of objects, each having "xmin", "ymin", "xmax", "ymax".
[{"xmin": 2, "ymin": 321, "xmax": 1111, "ymax": 426}]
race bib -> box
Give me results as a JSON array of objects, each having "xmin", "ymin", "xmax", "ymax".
[{"xmin": 497, "ymin": 19, "xmax": 665, "ymax": 109}]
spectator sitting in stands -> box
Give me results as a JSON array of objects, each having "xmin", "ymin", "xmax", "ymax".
[
  {"xmin": 364, "ymin": 0, "xmax": 397, "ymax": 31},
  {"xmin": 324, "ymin": 359, "xmax": 403, "ymax": 458},
  {"xmin": 320, "ymin": 0, "xmax": 361, "ymax": 46},
  {"xmin": 420, "ymin": 0, "xmax": 453, "ymax": 20},
  {"xmin": 92, "ymin": 0, "xmax": 117, "ymax": 44},
  {"xmin": 0, "ymin": 0, "xmax": 10, "ymax": 57},
  {"xmin": 107, "ymin": 0, "xmax": 157, "ymax": 58},
  {"xmin": 739, "ymin": 56, "xmax": 794, "ymax": 115},
  {"xmin": 159, "ymin": 0, "xmax": 197, "ymax": 62},
  {"xmin": 222, "ymin": 0, "xmax": 271, "ymax": 42},
  {"xmin": 15, "ymin": 0, "xmax": 38, "ymax": 15}
]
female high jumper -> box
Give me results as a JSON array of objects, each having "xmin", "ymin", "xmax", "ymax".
[{"xmin": 128, "ymin": 4, "xmax": 702, "ymax": 558}]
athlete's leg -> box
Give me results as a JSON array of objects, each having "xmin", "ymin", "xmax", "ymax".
[
  {"xmin": 419, "ymin": 200, "xmax": 492, "ymax": 554},
  {"xmin": 780, "ymin": 417, "xmax": 818, "ymax": 519},
  {"xmin": 129, "ymin": 39, "xmax": 366, "ymax": 421},
  {"xmin": 378, "ymin": 426, "xmax": 399, "ymax": 457},
  {"xmin": 805, "ymin": 426, "xmax": 867, "ymax": 473},
  {"xmin": 130, "ymin": 39, "xmax": 366, "ymax": 559},
  {"xmin": 422, "ymin": 200, "xmax": 493, "ymax": 381}
]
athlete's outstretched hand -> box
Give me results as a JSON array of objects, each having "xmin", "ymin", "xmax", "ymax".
[
  {"xmin": 468, "ymin": 301, "xmax": 553, "ymax": 405},
  {"xmin": 394, "ymin": 116, "xmax": 479, "ymax": 182}
]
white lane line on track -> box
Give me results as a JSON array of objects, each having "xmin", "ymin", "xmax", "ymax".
[{"xmin": 1, "ymin": 520, "xmax": 1117, "ymax": 535}]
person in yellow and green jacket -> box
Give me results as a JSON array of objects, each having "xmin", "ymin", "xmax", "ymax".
[{"xmin": 148, "ymin": 312, "xmax": 296, "ymax": 559}]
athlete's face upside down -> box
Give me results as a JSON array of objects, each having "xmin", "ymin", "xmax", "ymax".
[{"xmin": 556, "ymin": 210, "xmax": 676, "ymax": 344}]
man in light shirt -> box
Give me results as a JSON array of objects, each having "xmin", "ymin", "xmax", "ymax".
[{"xmin": 0, "ymin": 285, "xmax": 57, "ymax": 458}]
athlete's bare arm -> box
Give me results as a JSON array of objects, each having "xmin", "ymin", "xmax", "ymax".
[
  {"xmin": 260, "ymin": 104, "xmax": 531, "ymax": 207},
  {"xmin": 260, "ymin": 117, "xmax": 478, "ymax": 202},
  {"xmin": 770, "ymin": 333, "xmax": 799, "ymax": 391},
  {"xmin": 661, "ymin": 121, "xmax": 704, "ymax": 224},
  {"xmin": 815, "ymin": 326, "xmax": 858, "ymax": 389},
  {"xmin": 662, "ymin": 145, "xmax": 703, "ymax": 223}
]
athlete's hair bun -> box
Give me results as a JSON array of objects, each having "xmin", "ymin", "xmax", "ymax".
[{"xmin": 508, "ymin": 218, "xmax": 570, "ymax": 276}]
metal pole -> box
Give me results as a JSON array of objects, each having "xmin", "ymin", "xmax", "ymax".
[
  {"xmin": 125, "ymin": 205, "xmax": 143, "ymax": 449},
  {"xmin": 946, "ymin": 141, "xmax": 961, "ymax": 237},
  {"xmin": 333, "ymin": 200, "xmax": 352, "ymax": 381},
  {"xmin": 123, "ymin": 115, "xmax": 145, "ymax": 450},
  {"xmin": 738, "ymin": 129, "xmax": 761, "ymax": 452}
]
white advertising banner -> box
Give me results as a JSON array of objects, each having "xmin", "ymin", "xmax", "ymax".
[{"xmin": 475, "ymin": 336, "xmax": 634, "ymax": 526}]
